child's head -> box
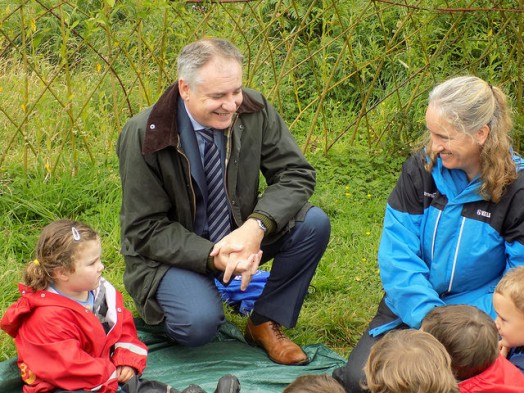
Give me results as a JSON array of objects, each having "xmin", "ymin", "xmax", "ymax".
[
  {"xmin": 494, "ymin": 267, "xmax": 524, "ymax": 349},
  {"xmin": 363, "ymin": 329, "xmax": 458, "ymax": 393},
  {"xmin": 421, "ymin": 304, "xmax": 498, "ymax": 381},
  {"xmin": 24, "ymin": 219, "xmax": 102, "ymax": 292},
  {"xmin": 283, "ymin": 374, "xmax": 345, "ymax": 393}
]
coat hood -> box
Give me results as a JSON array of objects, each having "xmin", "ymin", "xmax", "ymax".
[{"xmin": 0, "ymin": 284, "xmax": 35, "ymax": 337}]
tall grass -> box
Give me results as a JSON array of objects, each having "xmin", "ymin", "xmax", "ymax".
[
  {"xmin": 1, "ymin": 0, "xmax": 523, "ymax": 362},
  {"xmin": 1, "ymin": 0, "xmax": 523, "ymax": 174}
]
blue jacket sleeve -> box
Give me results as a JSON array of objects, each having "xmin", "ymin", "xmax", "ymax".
[
  {"xmin": 378, "ymin": 154, "xmax": 445, "ymax": 329},
  {"xmin": 378, "ymin": 205, "xmax": 445, "ymax": 328},
  {"xmin": 502, "ymin": 185, "xmax": 524, "ymax": 271}
]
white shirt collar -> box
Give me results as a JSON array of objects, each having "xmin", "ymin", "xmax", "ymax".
[{"xmin": 183, "ymin": 102, "xmax": 206, "ymax": 131}]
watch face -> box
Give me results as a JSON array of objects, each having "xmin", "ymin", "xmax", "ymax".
[{"xmin": 257, "ymin": 219, "xmax": 267, "ymax": 232}]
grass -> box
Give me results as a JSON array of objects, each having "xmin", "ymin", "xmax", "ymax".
[{"xmin": 0, "ymin": 138, "xmax": 404, "ymax": 362}]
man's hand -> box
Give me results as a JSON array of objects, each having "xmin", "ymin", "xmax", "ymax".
[{"xmin": 210, "ymin": 218, "xmax": 265, "ymax": 289}]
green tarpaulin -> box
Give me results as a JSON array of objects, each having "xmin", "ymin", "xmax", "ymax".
[{"xmin": 0, "ymin": 320, "xmax": 346, "ymax": 393}]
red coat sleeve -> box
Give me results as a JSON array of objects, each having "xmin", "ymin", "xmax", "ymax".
[{"xmin": 110, "ymin": 306, "xmax": 148, "ymax": 374}]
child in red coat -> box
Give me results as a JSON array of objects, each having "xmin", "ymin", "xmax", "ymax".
[
  {"xmin": 422, "ymin": 304, "xmax": 524, "ymax": 393},
  {"xmin": 1, "ymin": 220, "xmax": 239, "ymax": 393},
  {"xmin": 1, "ymin": 220, "xmax": 148, "ymax": 393}
]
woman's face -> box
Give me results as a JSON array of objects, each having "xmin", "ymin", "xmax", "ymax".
[{"xmin": 426, "ymin": 105, "xmax": 488, "ymax": 181}]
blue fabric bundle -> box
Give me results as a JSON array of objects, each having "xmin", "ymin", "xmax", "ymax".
[{"xmin": 214, "ymin": 270, "xmax": 269, "ymax": 315}]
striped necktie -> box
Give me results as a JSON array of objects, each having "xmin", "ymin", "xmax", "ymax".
[{"xmin": 198, "ymin": 128, "xmax": 231, "ymax": 242}]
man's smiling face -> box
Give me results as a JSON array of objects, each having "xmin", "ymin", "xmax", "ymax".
[{"xmin": 179, "ymin": 56, "xmax": 243, "ymax": 131}]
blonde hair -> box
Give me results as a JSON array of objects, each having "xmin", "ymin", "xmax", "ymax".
[
  {"xmin": 421, "ymin": 305, "xmax": 498, "ymax": 380},
  {"xmin": 283, "ymin": 374, "xmax": 345, "ymax": 393},
  {"xmin": 364, "ymin": 329, "xmax": 458, "ymax": 393},
  {"xmin": 495, "ymin": 266, "xmax": 524, "ymax": 314},
  {"xmin": 23, "ymin": 219, "xmax": 99, "ymax": 291},
  {"xmin": 425, "ymin": 75, "xmax": 516, "ymax": 202}
]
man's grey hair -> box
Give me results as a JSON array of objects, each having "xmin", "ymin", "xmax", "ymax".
[{"xmin": 177, "ymin": 38, "xmax": 244, "ymax": 87}]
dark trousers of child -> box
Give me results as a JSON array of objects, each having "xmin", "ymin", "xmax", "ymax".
[{"xmin": 54, "ymin": 374, "xmax": 240, "ymax": 393}]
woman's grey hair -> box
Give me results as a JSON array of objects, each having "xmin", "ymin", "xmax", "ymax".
[
  {"xmin": 177, "ymin": 38, "xmax": 243, "ymax": 87},
  {"xmin": 425, "ymin": 75, "xmax": 515, "ymax": 202},
  {"xmin": 428, "ymin": 75, "xmax": 498, "ymax": 136}
]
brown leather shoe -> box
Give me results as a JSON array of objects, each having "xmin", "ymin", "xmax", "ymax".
[{"xmin": 244, "ymin": 319, "xmax": 309, "ymax": 365}]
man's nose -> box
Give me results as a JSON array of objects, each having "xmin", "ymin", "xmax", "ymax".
[{"xmin": 222, "ymin": 97, "xmax": 238, "ymax": 112}]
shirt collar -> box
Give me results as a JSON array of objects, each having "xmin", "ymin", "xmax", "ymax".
[{"xmin": 183, "ymin": 102, "xmax": 206, "ymax": 131}]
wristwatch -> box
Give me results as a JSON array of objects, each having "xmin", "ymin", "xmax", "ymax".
[{"xmin": 255, "ymin": 219, "xmax": 267, "ymax": 233}]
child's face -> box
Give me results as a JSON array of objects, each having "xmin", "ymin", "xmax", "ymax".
[
  {"xmin": 60, "ymin": 239, "xmax": 104, "ymax": 299},
  {"xmin": 493, "ymin": 292, "xmax": 524, "ymax": 348}
]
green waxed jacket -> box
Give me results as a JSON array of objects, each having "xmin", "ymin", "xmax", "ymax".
[{"xmin": 116, "ymin": 83, "xmax": 316, "ymax": 325}]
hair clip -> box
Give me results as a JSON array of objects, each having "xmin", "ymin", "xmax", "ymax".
[
  {"xmin": 72, "ymin": 226, "xmax": 81, "ymax": 241},
  {"xmin": 33, "ymin": 259, "xmax": 40, "ymax": 266}
]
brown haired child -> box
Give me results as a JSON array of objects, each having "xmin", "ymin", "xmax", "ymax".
[
  {"xmin": 283, "ymin": 374, "xmax": 345, "ymax": 393},
  {"xmin": 422, "ymin": 304, "xmax": 524, "ymax": 392},
  {"xmin": 1, "ymin": 219, "xmax": 238, "ymax": 393},
  {"xmin": 363, "ymin": 329, "xmax": 458, "ymax": 393}
]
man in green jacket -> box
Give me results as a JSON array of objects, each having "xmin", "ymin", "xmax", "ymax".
[{"xmin": 117, "ymin": 38, "xmax": 330, "ymax": 365}]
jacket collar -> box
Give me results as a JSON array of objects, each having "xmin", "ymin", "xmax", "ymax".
[{"xmin": 143, "ymin": 83, "xmax": 265, "ymax": 154}]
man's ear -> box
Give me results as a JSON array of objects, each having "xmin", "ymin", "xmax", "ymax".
[
  {"xmin": 179, "ymin": 79, "xmax": 190, "ymax": 101},
  {"xmin": 476, "ymin": 124, "xmax": 490, "ymax": 146}
]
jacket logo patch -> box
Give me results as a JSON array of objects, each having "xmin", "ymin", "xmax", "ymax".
[
  {"xmin": 424, "ymin": 191, "xmax": 436, "ymax": 198},
  {"xmin": 477, "ymin": 209, "xmax": 491, "ymax": 218}
]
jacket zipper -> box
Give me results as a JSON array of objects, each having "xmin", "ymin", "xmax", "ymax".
[
  {"xmin": 225, "ymin": 113, "xmax": 238, "ymax": 171},
  {"xmin": 224, "ymin": 114, "xmax": 238, "ymax": 226},
  {"xmin": 431, "ymin": 210, "xmax": 441, "ymax": 260},
  {"xmin": 431, "ymin": 209, "xmax": 463, "ymax": 294},
  {"xmin": 448, "ymin": 216, "xmax": 465, "ymax": 293}
]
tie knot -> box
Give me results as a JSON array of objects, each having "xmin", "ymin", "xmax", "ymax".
[{"xmin": 198, "ymin": 128, "xmax": 214, "ymax": 143}]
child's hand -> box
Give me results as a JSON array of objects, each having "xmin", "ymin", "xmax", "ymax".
[
  {"xmin": 116, "ymin": 365, "xmax": 136, "ymax": 383},
  {"xmin": 498, "ymin": 340, "xmax": 510, "ymax": 358}
]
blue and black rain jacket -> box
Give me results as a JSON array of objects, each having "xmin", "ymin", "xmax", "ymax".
[{"xmin": 371, "ymin": 150, "xmax": 524, "ymax": 336}]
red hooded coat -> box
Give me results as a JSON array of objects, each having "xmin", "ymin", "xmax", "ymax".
[{"xmin": 1, "ymin": 278, "xmax": 147, "ymax": 393}]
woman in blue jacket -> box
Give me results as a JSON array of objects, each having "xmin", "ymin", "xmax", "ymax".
[{"xmin": 333, "ymin": 75, "xmax": 524, "ymax": 392}]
